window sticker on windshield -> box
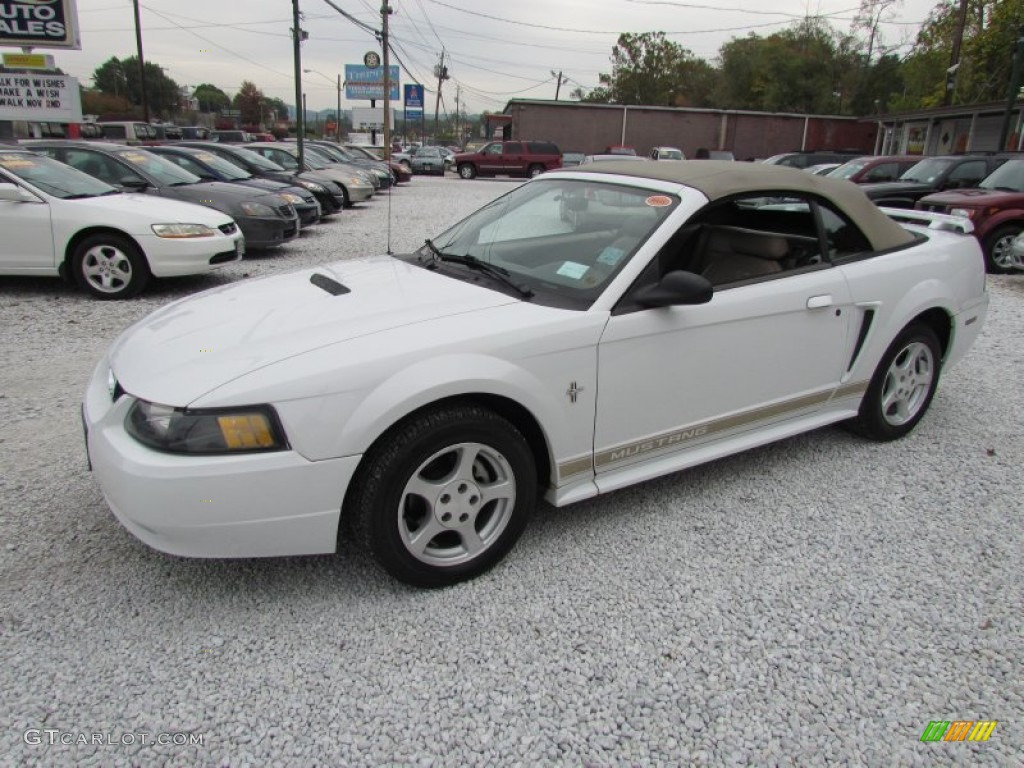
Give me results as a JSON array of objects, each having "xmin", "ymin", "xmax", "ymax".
[
  {"xmin": 0, "ymin": 157, "xmax": 34, "ymax": 169},
  {"xmin": 597, "ymin": 246, "xmax": 625, "ymax": 266},
  {"xmin": 645, "ymin": 195, "xmax": 673, "ymax": 207},
  {"xmin": 556, "ymin": 261, "xmax": 589, "ymax": 280},
  {"xmin": 195, "ymin": 153, "xmax": 217, "ymax": 162},
  {"xmin": 121, "ymin": 153, "xmax": 149, "ymax": 164}
]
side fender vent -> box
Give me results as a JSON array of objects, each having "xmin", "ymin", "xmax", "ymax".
[{"xmin": 847, "ymin": 309, "xmax": 875, "ymax": 372}]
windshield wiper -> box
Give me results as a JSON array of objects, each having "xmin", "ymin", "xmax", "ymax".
[{"xmin": 423, "ymin": 239, "xmax": 533, "ymax": 299}]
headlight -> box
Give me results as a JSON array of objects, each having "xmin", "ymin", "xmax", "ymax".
[
  {"xmin": 297, "ymin": 180, "xmax": 327, "ymax": 193},
  {"xmin": 151, "ymin": 223, "xmax": 216, "ymax": 238},
  {"xmin": 239, "ymin": 201, "xmax": 276, "ymax": 216},
  {"xmin": 279, "ymin": 192, "xmax": 304, "ymax": 204},
  {"xmin": 125, "ymin": 399, "xmax": 288, "ymax": 454},
  {"xmin": 950, "ymin": 208, "xmax": 975, "ymax": 219},
  {"xmin": 350, "ymin": 177, "xmax": 366, "ymax": 186}
]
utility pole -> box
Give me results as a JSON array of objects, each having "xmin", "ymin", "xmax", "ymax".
[
  {"xmin": 382, "ymin": 1, "xmax": 392, "ymax": 159},
  {"xmin": 944, "ymin": 0, "xmax": 970, "ymax": 106},
  {"xmin": 433, "ymin": 50, "xmax": 447, "ymax": 141},
  {"xmin": 292, "ymin": 0, "xmax": 304, "ymax": 167},
  {"xmin": 454, "ymin": 84, "xmax": 460, "ymax": 140},
  {"xmin": 999, "ymin": 31, "xmax": 1024, "ymax": 150},
  {"xmin": 132, "ymin": 0, "xmax": 149, "ymax": 121},
  {"xmin": 551, "ymin": 70, "xmax": 564, "ymax": 100}
]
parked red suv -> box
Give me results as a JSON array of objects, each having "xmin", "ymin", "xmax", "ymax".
[
  {"xmin": 917, "ymin": 158, "xmax": 1024, "ymax": 273},
  {"xmin": 454, "ymin": 140, "xmax": 562, "ymax": 179}
]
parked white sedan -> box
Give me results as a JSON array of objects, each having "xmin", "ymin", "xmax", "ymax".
[
  {"xmin": 83, "ymin": 161, "xmax": 988, "ymax": 586},
  {"xmin": 0, "ymin": 149, "xmax": 244, "ymax": 298}
]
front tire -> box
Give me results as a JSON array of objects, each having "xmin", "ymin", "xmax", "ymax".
[
  {"xmin": 458, "ymin": 163, "xmax": 477, "ymax": 179},
  {"xmin": 983, "ymin": 224, "xmax": 1022, "ymax": 274},
  {"xmin": 847, "ymin": 322, "xmax": 942, "ymax": 441},
  {"xmin": 71, "ymin": 233, "xmax": 150, "ymax": 299},
  {"xmin": 346, "ymin": 404, "xmax": 537, "ymax": 587}
]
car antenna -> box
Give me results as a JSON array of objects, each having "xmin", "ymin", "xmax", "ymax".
[{"xmin": 386, "ymin": 172, "xmax": 394, "ymax": 255}]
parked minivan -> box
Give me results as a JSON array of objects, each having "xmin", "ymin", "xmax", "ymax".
[{"xmin": 95, "ymin": 121, "xmax": 160, "ymax": 144}]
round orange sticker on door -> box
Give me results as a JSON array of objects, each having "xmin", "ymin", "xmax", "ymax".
[{"xmin": 645, "ymin": 195, "xmax": 673, "ymax": 207}]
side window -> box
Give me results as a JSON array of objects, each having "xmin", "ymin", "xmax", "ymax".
[
  {"xmin": 818, "ymin": 203, "xmax": 871, "ymax": 259},
  {"xmin": 863, "ymin": 163, "xmax": 896, "ymax": 182},
  {"xmin": 504, "ymin": 142, "xmax": 523, "ymax": 154},
  {"xmin": 947, "ymin": 160, "xmax": 986, "ymax": 187},
  {"xmin": 267, "ymin": 150, "xmax": 297, "ymax": 170},
  {"xmin": 482, "ymin": 143, "xmax": 502, "ymax": 156},
  {"xmin": 64, "ymin": 149, "xmax": 143, "ymax": 186},
  {"xmin": 662, "ymin": 194, "xmax": 826, "ymax": 287}
]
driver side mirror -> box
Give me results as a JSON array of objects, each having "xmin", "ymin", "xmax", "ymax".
[
  {"xmin": 0, "ymin": 182, "xmax": 39, "ymax": 203},
  {"xmin": 634, "ymin": 270, "xmax": 713, "ymax": 308},
  {"xmin": 120, "ymin": 178, "xmax": 150, "ymax": 189}
]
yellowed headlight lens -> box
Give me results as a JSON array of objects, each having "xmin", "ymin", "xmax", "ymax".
[{"xmin": 217, "ymin": 414, "xmax": 276, "ymax": 449}]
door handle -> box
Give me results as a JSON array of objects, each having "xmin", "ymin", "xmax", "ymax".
[{"xmin": 806, "ymin": 294, "xmax": 833, "ymax": 309}]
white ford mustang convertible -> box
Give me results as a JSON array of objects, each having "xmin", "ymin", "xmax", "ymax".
[{"xmin": 83, "ymin": 161, "xmax": 989, "ymax": 586}]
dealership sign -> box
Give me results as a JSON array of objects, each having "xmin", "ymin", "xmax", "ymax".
[
  {"xmin": 404, "ymin": 83, "xmax": 423, "ymax": 120},
  {"xmin": 344, "ymin": 64, "xmax": 399, "ymax": 101},
  {"xmin": 0, "ymin": 0, "xmax": 81, "ymax": 50},
  {"xmin": 0, "ymin": 72, "xmax": 82, "ymax": 122}
]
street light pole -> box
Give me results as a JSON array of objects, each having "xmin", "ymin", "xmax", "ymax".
[
  {"xmin": 337, "ymin": 74, "xmax": 342, "ymax": 140},
  {"xmin": 382, "ymin": 2, "xmax": 392, "ymax": 160}
]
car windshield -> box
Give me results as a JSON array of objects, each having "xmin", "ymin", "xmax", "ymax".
[
  {"xmin": 421, "ymin": 179, "xmax": 678, "ymax": 309},
  {"xmin": 827, "ymin": 160, "xmax": 869, "ymax": 179},
  {"xmin": 114, "ymin": 149, "xmax": 201, "ymax": 185},
  {"xmin": 348, "ymin": 146, "xmax": 382, "ymax": 160},
  {"xmin": 0, "ymin": 152, "xmax": 118, "ymax": 199},
  {"xmin": 229, "ymin": 147, "xmax": 285, "ymax": 171},
  {"xmin": 900, "ymin": 158, "xmax": 953, "ymax": 184},
  {"xmin": 299, "ymin": 149, "xmax": 329, "ymax": 170},
  {"xmin": 978, "ymin": 160, "xmax": 1024, "ymax": 192},
  {"xmin": 314, "ymin": 144, "xmax": 355, "ymax": 162},
  {"xmin": 659, "ymin": 149, "xmax": 683, "ymax": 160},
  {"xmin": 190, "ymin": 151, "xmax": 252, "ymax": 180}
]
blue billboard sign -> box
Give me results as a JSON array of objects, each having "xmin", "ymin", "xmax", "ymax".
[
  {"xmin": 344, "ymin": 65, "xmax": 399, "ymax": 101},
  {"xmin": 404, "ymin": 84, "xmax": 424, "ymax": 109}
]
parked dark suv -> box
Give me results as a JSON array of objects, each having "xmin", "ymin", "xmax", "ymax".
[
  {"xmin": 861, "ymin": 153, "xmax": 1012, "ymax": 209},
  {"xmin": 454, "ymin": 140, "xmax": 562, "ymax": 179},
  {"xmin": 917, "ymin": 158, "xmax": 1024, "ymax": 273}
]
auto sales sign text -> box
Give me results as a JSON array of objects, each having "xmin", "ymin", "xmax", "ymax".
[{"xmin": 0, "ymin": 0, "xmax": 81, "ymax": 50}]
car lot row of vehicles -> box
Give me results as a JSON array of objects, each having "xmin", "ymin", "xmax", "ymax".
[{"xmin": 0, "ymin": 139, "xmax": 408, "ymax": 299}]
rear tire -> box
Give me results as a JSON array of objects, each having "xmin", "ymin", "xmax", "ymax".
[
  {"xmin": 71, "ymin": 233, "xmax": 150, "ymax": 300},
  {"xmin": 458, "ymin": 163, "xmax": 477, "ymax": 180},
  {"xmin": 346, "ymin": 404, "xmax": 536, "ymax": 587},
  {"xmin": 983, "ymin": 224, "xmax": 1022, "ymax": 274},
  {"xmin": 527, "ymin": 164, "xmax": 544, "ymax": 178},
  {"xmin": 846, "ymin": 322, "xmax": 941, "ymax": 441}
]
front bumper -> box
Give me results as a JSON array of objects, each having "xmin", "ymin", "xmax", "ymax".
[
  {"xmin": 346, "ymin": 183, "xmax": 374, "ymax": 203},
  {"xmin": 235, "ymin": 213, "xmax": 299, "ymax": 248},
  {"xmin": 136, "ymin": 228, "xmax": 244, "ymax": 277},
  {"xmin": 83, "ymin": 360, "xmax": 360, "ymax": 558}
]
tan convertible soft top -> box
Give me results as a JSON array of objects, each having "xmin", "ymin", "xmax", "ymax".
[{"xmin": 567, "ymin": 159, "xmax": 915, "ymax": 252}]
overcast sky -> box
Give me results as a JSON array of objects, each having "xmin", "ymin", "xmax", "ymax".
[{"xmin": 53, "ymin": 0, "xmax": 943, "ymax": 116}]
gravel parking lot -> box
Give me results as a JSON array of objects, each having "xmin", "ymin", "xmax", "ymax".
[{"xmin": 1, "ymin": 175, "xmax": 1022, "ymax": 767}]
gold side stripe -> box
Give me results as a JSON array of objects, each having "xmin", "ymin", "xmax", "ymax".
[{"xmin": 556, "ymin": 380, "xmax": 869, "ymax": 480}]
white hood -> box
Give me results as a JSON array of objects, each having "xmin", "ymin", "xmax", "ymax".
[
  {"xmin": 110, "ymin": 256, "xmax": 520, "ymax": 405},
  {"xmin": 64, "ymin": 193, "xmax": 235, "ymax": 229}
]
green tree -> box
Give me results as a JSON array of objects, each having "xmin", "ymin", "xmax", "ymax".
[
  {"xmin": 91, "ymin": 56, "xmax": 180, "ymax": 117},
  {"xmin": 232, "ymin": 80, "xmax": 265, "ymax": 126},
  {"xmin": 193, "ymin": 83, "xmax": 230, "ymax": 113},
  {"xmin": 263, "ymin": 97, "xmax": 289, "ymax": 122},
  {"xmin": 596, "ymin": 32, "xmax": 716, "ymax": 106}
]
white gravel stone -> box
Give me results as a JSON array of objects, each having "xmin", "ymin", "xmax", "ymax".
[{"xmin": 1, "ymin": 176, "xmax": 1022, "ymax": 766}]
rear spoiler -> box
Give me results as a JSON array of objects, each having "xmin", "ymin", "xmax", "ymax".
[{"xmin": 880, "ymin": 207, "xmax": 974, "ymax": 235}]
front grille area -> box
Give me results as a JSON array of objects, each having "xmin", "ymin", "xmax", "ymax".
[
  {"xmin": 210, "ymin": 250, "xmax": 238, "ymax": 264},
  {"xmin": 918, "ymin": 203, "xmax": 945, "ymax": 214},
  {"xmin": 219, "ymin": 222, "xmax": 238, "ymax": 235},
  {"xmin": 278, "ymin": 204, "xmax": 295, "ymax": 218}
]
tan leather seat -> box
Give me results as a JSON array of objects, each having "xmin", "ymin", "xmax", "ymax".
[{"xmin": 700, "ymin": 228, "xmax": 790, "ymax": 285}]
